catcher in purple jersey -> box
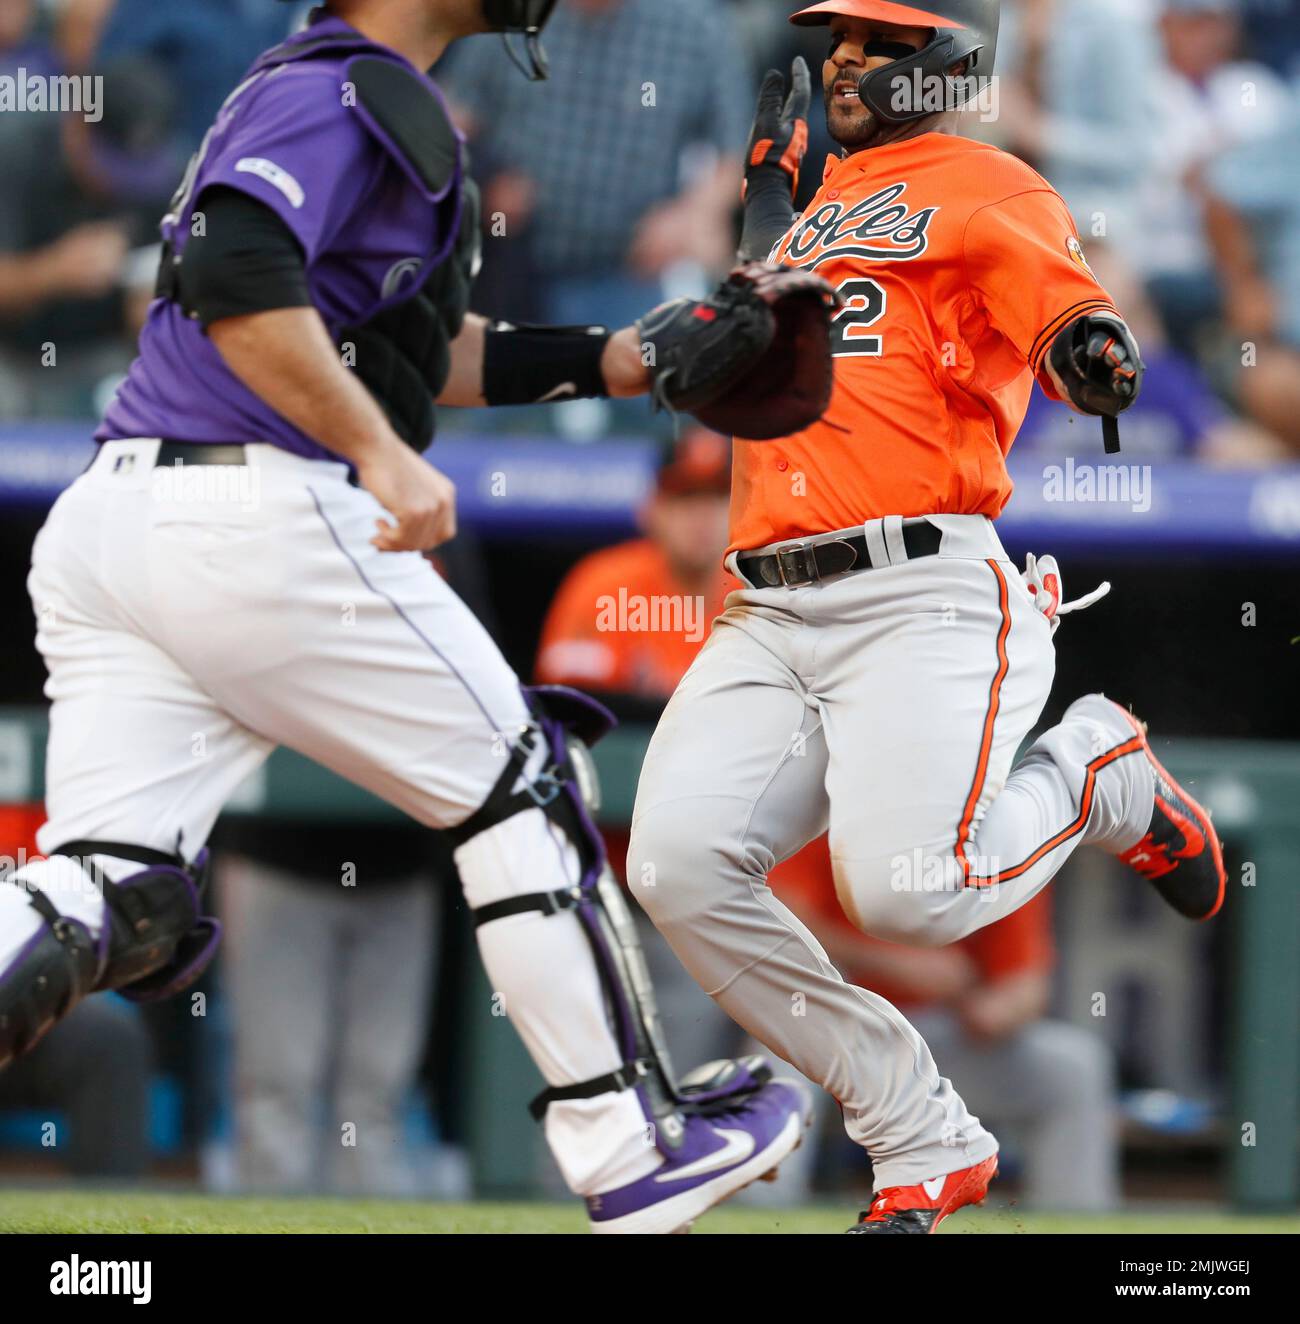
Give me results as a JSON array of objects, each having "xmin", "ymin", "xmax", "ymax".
[{"xmin": 0, "ymin": 0, "xmax": 839, "ymax": 1234}]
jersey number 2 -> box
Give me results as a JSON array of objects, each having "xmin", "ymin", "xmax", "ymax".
[{"xmin": 829, "ymin": 277, "xmax": 887, "ymax": 358}]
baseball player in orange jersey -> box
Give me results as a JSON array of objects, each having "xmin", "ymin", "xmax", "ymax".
[{"xmin": 628, "ymin": 0, "xmax": 1227, "ymax": 1233}]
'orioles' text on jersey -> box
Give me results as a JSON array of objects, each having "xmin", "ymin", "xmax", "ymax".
[{"xmin": 728, "ymin": 133, "xmax": 1118, "ymax": 554}]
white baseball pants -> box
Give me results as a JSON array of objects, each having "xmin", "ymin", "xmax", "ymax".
[
  {"xmin": 2, "ymin": 440, "xmax": 661, "ymax": 1195},
  {"xmin": 629, "ymin": 513, "xmax": 1154, "ymax": 1188}
]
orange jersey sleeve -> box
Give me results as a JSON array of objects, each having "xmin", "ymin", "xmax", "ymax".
[
  {"xmin": 961, "ymin": 186, "xmax": 1117, "ymax": 399},
  {"xmin": 729, "ymin": 135, "xmax": 1117, "ymax": 554}
]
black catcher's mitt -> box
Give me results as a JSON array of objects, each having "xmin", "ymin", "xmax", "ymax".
[{"xmin": 637, "ymin": 262, "xmax": 843, "ymax": 441}]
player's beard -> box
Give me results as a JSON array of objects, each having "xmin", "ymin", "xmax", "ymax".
[
  {"xmin": 825, "ymin": 81, "xmax": 958, "ymax": 152},
  {"xmin": 825, "ymin": 80, "xmax": 882, "ymax": 150}
]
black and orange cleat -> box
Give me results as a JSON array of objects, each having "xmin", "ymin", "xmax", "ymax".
[
  {"xmin": 846, "ymin": 1155, "xmax": 998, "ymax": 1235},
  {"xmin": 1109, "ymin": 701, "xmax": 1226, "ymax": 921}
]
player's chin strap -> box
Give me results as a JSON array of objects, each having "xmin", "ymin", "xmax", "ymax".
[
  {"xmin": 500, "ymin": 30, "xmax": 548, "ymax": 81},
  {"xmin": 481, "ymin": 0, "xmax": 556, "ymax": 81},
  {"xmin": 447, "ymin": 685, "xmax": 770, "ymax": 1155}
]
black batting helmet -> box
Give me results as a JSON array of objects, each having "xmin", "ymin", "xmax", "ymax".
[{"xmin": 790, "ymin": 0, "xmax": 999, "ymax": 125}]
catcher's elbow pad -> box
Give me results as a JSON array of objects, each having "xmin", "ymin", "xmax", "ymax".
[{"xmin": 1048, "ymin": 312, "xmax": 1145, "ymax": 453}]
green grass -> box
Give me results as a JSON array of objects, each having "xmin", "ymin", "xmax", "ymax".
[{"xmin": 0, "ymin": 1190, "xmax": 1293, "ymax": 1234}]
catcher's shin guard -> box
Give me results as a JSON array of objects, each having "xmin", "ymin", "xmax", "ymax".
[
  {"xmin": 449, "ymin": 686, "xmax": 769, "ymax": 1155},
  {"xmin": 0, "ymin": 843, "xmax": 220, "ymax": 1069},
  {"xmin": 0, "ymin": 877, "xmax": 99, "ymax": 1069}
]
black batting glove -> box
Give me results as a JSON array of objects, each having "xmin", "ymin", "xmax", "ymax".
[
  {"xmin": 1048, "ymin": 312, "xmax": 1145, "ymax": 451},
  {"xmin": 744, "ymin": 57, "xmax": 812, "ymax": 200},
  {"xmin": 739, "ymin": 58, "xmax": 811, "ymax": 262},
  {"xmin": 1049, "ymin": 312, "xmax": 1144, "ymax": 416}
]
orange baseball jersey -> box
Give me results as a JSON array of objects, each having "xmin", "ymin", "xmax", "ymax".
[
  {"xmin": 729, "ymin": 132, "xmax": 1118, "ymax": 554},
  {"xmin": 536, "ymin": 538, "xmax": 737, "ymax": 698}
]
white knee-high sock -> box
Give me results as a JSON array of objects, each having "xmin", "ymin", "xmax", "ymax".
[
  {"xmin": 0, "ymin": 854, "xmax": 111, "ymax": 974},
  {"xmin": 454, "ymin": 807, "xmax": 661, "ymax": 1196}
]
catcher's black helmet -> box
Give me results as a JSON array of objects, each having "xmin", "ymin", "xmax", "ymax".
[
  {"xmin": 790, "ymin": 0, "xmax": 999, "ymax": 125},
  {"xmin": 278, "ymin": 1, "xmax": 559, "ymax": 80},
  {"xmin": 481, "ymin": 0, "xmax": 559, "ymax": 80}
]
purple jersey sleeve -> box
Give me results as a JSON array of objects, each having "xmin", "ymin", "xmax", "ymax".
[{"xmin": 198, "ymin": 67, "xmax": 378, "ymax": 264}]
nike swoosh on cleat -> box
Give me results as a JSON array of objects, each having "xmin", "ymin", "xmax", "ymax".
[
  {"xmin": 654, "ymin": 1128, "xmax": 756, "ymax": 1183},
  {"xmin": 1158, "ymin": 794, "xmax": 1206, "ymax": 858},
  {"xmin": 921, "ymin": 1176, "xmax": 946, "ymax": 1201}
]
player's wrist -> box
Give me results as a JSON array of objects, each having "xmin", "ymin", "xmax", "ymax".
[
  {"xmin": 602, "ymin": 326, "xmax": 651, "ymax": 398},
  {"xmin": 744, "ymin": 161, "xmax": 797, "ymax": 199}
]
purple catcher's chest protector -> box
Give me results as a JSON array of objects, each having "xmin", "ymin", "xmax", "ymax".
[{"xmin": 97, "ymin": 13, "xmax": 466, "ymax": 461}]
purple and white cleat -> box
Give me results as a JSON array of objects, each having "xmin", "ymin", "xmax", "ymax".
[{"xmin": 585, "ymin": 1074, "xmax": 812, "ymax": 1235}]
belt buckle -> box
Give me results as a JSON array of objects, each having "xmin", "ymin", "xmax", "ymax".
[{"xmin": 776, "ymin": 541, "xmax": 818, "ymax": 587}]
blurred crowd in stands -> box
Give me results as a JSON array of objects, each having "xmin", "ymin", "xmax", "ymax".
[
  {"xmin": 0, "ymin": 0, "xmax": 1298, "ymax": 456},
  {"xmin": 0, "ymin": 0, "xmax": 1290, "ymax": 1204}
]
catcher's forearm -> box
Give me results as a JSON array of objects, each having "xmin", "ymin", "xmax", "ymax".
[
  {"xmin": 437, "ymin": 311, "xmax": 488, "ymax": 406},
  {"xmin": 437, "ymin": 315, "xmax": 647, "ymax": 406}
]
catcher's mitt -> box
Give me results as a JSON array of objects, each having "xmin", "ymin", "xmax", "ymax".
[{"xmin": 637, "ymin": 263, "xmax": 843, "ymax": 441}]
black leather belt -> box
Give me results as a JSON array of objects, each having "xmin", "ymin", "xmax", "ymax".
[
  {"xmin": 155, "ymin": 440, "xmax": 248, "ymax": 466},
  {"xmin": 737, "ymin": 521, "xmax": 943, "ymax": 589}
]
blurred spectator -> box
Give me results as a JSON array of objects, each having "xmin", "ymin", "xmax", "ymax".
[
  {"xmin": 773, "ymin": 837, "xmax": 1121, "ymax": 1211},
  {"xmin": 1014, "ymin": 245, "xmax": 1289, "ymax": 463},
  {"xmin": 1239, "ymin": 0, "xmax": 1300, "ymax": 81},
  {"xmin": 997, "ymin": 0, "xmax": 1162, "ymax": 247},
  {"xmin": 0, "ymin": 999, "xmax": 153, "ymax": 1178},
  {"xmin": 49, "ymin": 0, "xmax": 113, "ymax": 72},
  {"xmin": 218, "ymin": 821, "xmax": 439, "ymax": 1197},
  {"xmin": 1135, "ymin": 0, "xmax": 1290, "ymax": 357},
  {"xmin": 439, "ymin": 0, "xmax": 750, "ymax": 331},
  {"xmin": 0, "ymin": 53, "xmax": 187, "ymax": 417},
  {"xmin": 95, "ymin": 0, "xmax": 297, "ymax": 151},
  {"xmin": 536, "ymin": 428, "xmax": 737, "ymax": 720},
  {"xmin": 0, "ymin": 0, "xmax": 55, "ymax": 76},
  {"xmin": 1204, "ymin": 108, "xmax": 1300, "ymax": 450}
]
